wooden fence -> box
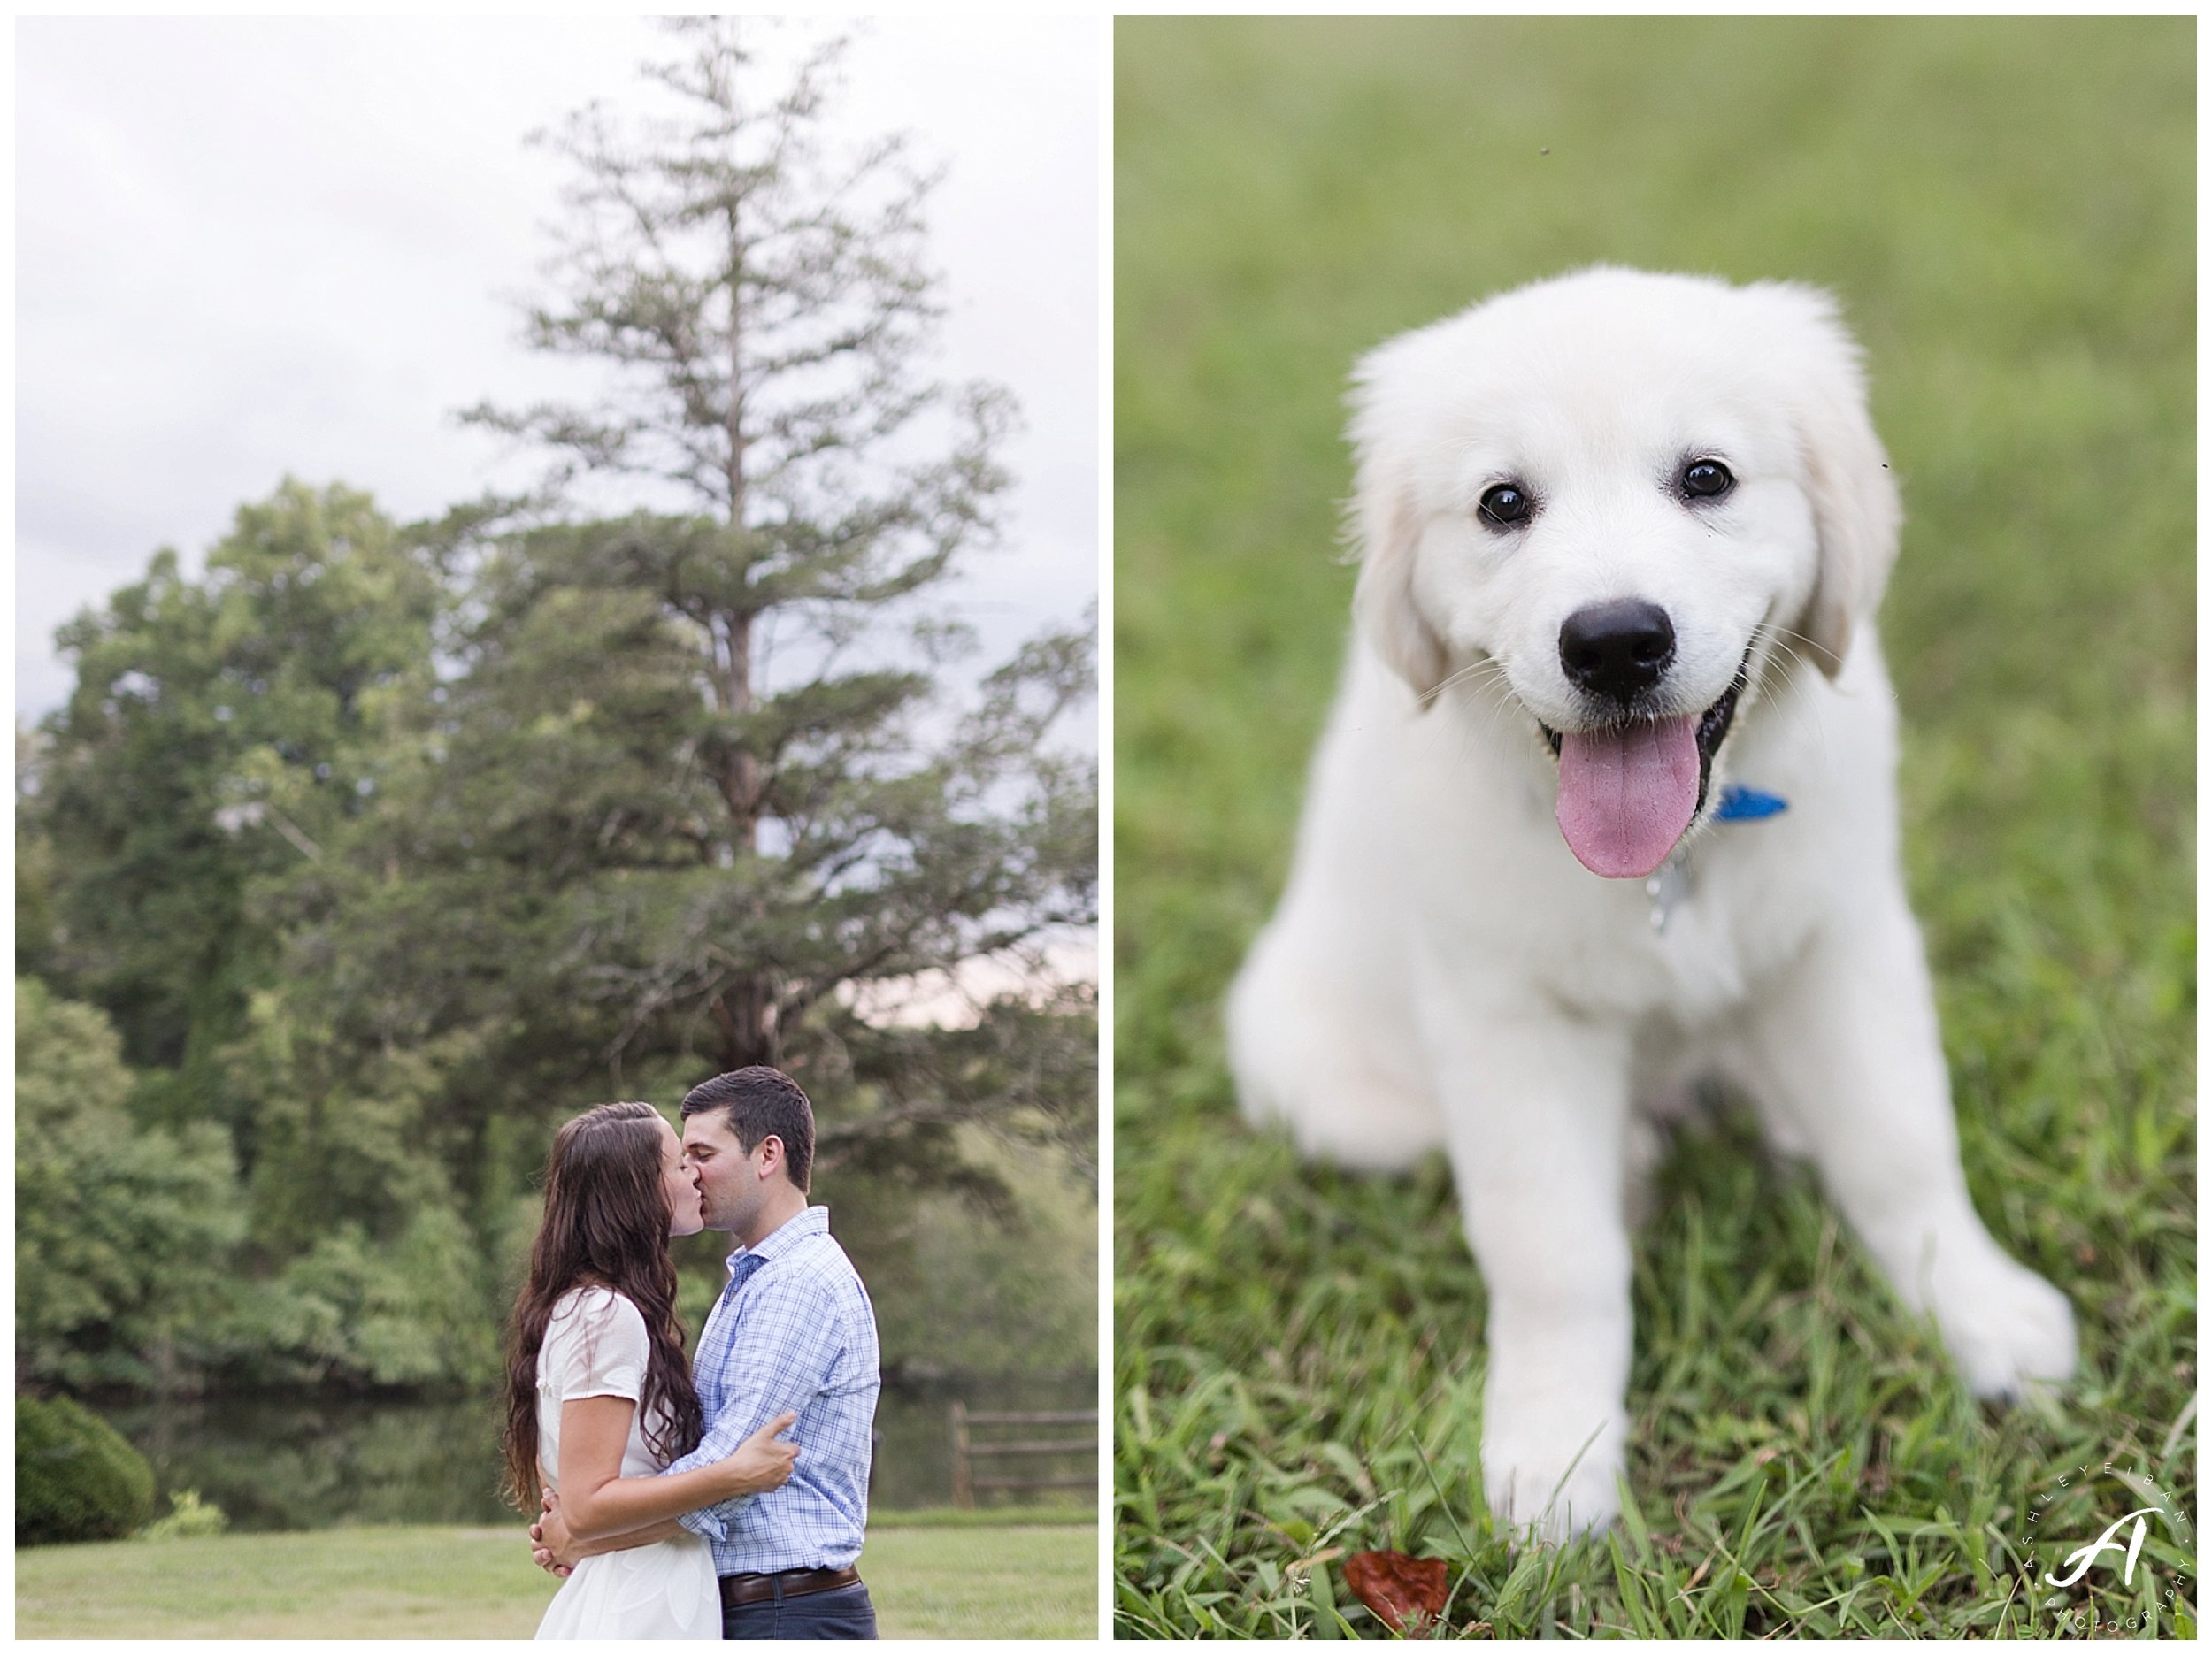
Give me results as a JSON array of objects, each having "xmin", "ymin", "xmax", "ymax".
[{"xmin": 949, "ymin": 1402, "xmax": 1097, "ymax": 1508}]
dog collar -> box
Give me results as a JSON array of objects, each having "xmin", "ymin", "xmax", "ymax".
[
  {"xmin": 1713, "ymin": 785, "xmax": 1787, "ymax": 822},
  {"xmin": 1648, "ymin": 785, "xmax": 1788, "ymax": 932}
]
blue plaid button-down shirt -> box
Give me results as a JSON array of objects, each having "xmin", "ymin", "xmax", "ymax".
[{"xmin": 664, "ymin": 1206, "xmax": 880, "ymax": 1574}]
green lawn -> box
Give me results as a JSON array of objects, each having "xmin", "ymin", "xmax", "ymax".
[
  {"xmin": 15, "ymin": 1517, "xmax": 1098, "ymax": 1638},
  {"xmin": 1115, "ymin": 16, "xmax": 2193, "ymax": 1640}
]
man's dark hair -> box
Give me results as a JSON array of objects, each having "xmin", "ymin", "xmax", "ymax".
[{"xmin": 680, "ymin": 1067, "xmax": 816, "ymax": 1194}]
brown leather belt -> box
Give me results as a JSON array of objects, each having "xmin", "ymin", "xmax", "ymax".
[{"xmin": 719, "ymin": 1566, "xmax": 862, "ymax": 1608}]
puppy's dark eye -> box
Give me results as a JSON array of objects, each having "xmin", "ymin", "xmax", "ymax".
[
  {"xmin": 1478, "ymin": 482, "xmax": 1532, "ymax": 527},
  {"xmin": 1681, "ymin": 459, "xmax": 1734, "ymax": 500}
]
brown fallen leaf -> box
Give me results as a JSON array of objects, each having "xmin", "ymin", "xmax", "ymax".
[{"xmin": 1342, "ymin": 1549, "xmax": 1449, "ymax": 1633}]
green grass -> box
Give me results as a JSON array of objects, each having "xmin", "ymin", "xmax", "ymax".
[
  {"xmin": 863, "ymin": 1522, "xmax": 1098, "ymax": 1637},
  {"xmin": 1114, "ymin": 16, "xmax": 2193, "ymax": 1639},
  {"xmin": 15, "ymin": 1520, "xmax": 1099, "ymax": 1638},
  {"xmin": 871, "ymin": 1501, "xmax": 1096, "ymax": 1528}
]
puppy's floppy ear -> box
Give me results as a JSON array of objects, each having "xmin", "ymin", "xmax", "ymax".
[
  {"xmin": 1347, "ymin": 355, "xmax": 1451, "ymax": 700},
  {"xmin": 1772, "ymin": 286, "xmax": 1903, "ymax": 678},
  {"xmin": 1350, "ymin": 475, "xmax": 1452, "ymax": 700}
]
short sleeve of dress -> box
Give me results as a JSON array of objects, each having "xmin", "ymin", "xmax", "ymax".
[{"xmin": 542, "ymin": 1287, "xmax": 650, "ymax": 1404}]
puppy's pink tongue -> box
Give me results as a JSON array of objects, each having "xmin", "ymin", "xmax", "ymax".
[{"xmin": 1555, "ymin": 715, "xmax": 1700, "ymax": 878}]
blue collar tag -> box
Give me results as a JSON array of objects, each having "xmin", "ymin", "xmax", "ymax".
[{"xmin": 1714, "ymin": 785, "xmax": 1787, "ymax": 822}]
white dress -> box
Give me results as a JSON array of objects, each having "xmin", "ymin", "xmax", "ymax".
[{"xmin": 534, "ymin": 1286, "xmax": 720, "ymax": 1640}]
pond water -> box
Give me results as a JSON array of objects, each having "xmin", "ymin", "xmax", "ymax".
[{"xmin": 106, "ymin": 1375, "xmax": 1095, "ymax": 1533}]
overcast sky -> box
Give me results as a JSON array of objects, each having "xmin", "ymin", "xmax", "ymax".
[{"xmin": 16, "ymin": 15, "xmax": 1102, "ymax": 724}]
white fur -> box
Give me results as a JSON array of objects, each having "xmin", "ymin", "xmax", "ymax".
[{"xmin": 1227, "ymin": 268, "xmax": 2076, "ymax": 1543}]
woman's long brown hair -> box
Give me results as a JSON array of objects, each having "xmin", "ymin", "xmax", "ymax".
[{"xmin": 500, "ymin": 1101, "xmax": 705, "ymax": 1512}]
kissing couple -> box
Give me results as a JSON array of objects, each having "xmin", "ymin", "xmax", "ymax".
[{"xmin": 500, "ymin": 1066, "xmax": 883, "ymax": 1639}]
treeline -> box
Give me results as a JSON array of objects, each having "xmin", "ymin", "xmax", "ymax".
[
  {"xmin": 18, "ymin": 21, "xmax": 1099, "ymax": 1398},
  {"xmin": 17, "ymin": 483, "xmax": 1096, "ymax": 1394}
]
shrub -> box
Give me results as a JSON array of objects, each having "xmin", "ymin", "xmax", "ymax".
[
  {"xmin": 16, "ymin": 1394, "xmax": 157, "ymax": 1545},
  {"xmin": 136, "ymin": 1487, "xmax": 229, "ymax": 1541}
]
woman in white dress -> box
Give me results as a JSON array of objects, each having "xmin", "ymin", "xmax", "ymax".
[{"xmin": 500, "ymin": 1100, "xmax": 799, "ymax": 1638}]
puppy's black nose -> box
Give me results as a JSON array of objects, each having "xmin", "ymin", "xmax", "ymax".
[{"xmin": 1559, "ymin": 601, "xmax": 1675, "ymax": 704}]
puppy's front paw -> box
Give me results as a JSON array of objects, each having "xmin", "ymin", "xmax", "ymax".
[
  {"xmin": 1936, "ymin": 1253, "xmax": 2078, "ymax": 1401},
  {"xmin": 1480, "ymin": 1402, "xmax": 1627, "ymax": 1543}
]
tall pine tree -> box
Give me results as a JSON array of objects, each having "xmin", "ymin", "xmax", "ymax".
[{"xmin": 456, "ymin": 19, "xmax": 1081, "ymax": 1080}]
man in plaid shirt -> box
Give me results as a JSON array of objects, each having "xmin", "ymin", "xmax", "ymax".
[{"xmin": 536, "ymin": 1067, "xmax": 884, "ymax": 1638}]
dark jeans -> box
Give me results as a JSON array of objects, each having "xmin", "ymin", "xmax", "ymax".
[{"xmin": 722, "ymin": 1579, "xmax": 878, "ymax": 1640}]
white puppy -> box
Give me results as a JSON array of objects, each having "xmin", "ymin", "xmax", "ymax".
[{"xmin": 1228, "ymin": 267, "xmax": 2076, "ymax": 1542}]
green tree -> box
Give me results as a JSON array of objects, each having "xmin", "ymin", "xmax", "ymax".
[
  {"xmin": 835, "ymin": 1128, "xmax": 1099, "ymax": 1379},
  {"xmin": 19, "ymin": 483, "xmax": 493, "ymax": 1387},
  {"xmin": 432, "ymin": 19, "xmax": 1095, "ymax": 1186},
  {"xmin": 15, "ymin": 978, "xmax": 244, "ymax": 1389},
  {"xmin": 457, "ymin": 19, "xmax": 1083, "ymax": 1061},
  {"xmin": 17, "ymin": 726, "xmax": 59, "ymax": 977},
  {"xmin": 24, "ymin": 481, "xmax": 440, "ymax": 1141}
]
